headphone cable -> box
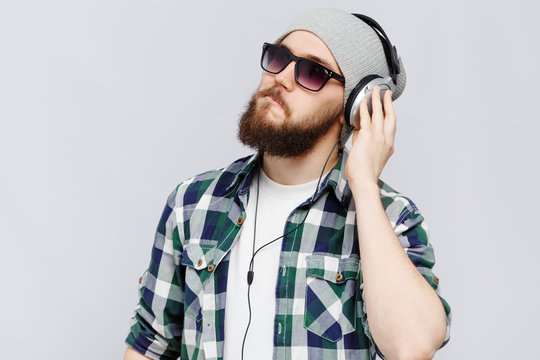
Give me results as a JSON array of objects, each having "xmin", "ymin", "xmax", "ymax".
[{"xmin": 240, "ymin": 126, "xmax": 354, "ymax": 360}]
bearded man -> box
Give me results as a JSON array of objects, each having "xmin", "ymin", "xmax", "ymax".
[{"xmin": 124, "ymin": 8, "xmax": 452, "ymax": 360}]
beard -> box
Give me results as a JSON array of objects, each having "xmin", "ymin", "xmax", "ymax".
[{"xmin": 237, "ymin": 86, "xmax": 343, "ymax": 158}]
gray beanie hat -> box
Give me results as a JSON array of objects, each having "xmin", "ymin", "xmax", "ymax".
[{"xmin": 275, "ymin": 8, "xmax": 407, "ymax": 148}]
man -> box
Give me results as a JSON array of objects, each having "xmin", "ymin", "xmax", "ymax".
[{"xmin": 124, "ymin": 8, "xmax": 452, "ymax": 360}]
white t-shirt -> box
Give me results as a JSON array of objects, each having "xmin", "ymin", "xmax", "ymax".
[{"xmin": 223, "ymin": 168, "xmax": 321, "ymax": 360}]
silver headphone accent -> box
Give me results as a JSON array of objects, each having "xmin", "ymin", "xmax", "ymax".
[{"xmin": 348, "ymin": 75, "xmax": 396, "ymax": 129}]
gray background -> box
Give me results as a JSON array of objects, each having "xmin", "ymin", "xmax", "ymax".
[{"xmin": 1, "ymin": 0, "xmax": 538, "ymax": 359}]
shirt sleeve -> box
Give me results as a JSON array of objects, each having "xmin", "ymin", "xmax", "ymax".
[
  {"xmin": 125, "ymin": 186, "xmax": 184, "ymax": 360},
  {"xmin": 359, "ymin": 205, "xmax": 452, "ymax": 359}
]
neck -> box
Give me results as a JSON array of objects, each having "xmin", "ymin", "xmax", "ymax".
[{"xmin": 260, "ymin": 124, "xmax": 343, "ymax": 186}]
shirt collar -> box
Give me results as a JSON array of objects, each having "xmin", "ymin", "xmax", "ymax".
[{"xmin": 225, "ymin": 148, "xmax": 353, "ymax": 208}]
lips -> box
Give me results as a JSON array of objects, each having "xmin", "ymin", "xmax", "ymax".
[
  {"xmin": 267, "ymin": 95, "xmax": 283, "ymax": 108},
  {"xmin": 258, "ymin": 87, "xmax": 289, "ymax": 114}
]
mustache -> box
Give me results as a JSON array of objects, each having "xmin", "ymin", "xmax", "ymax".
[{"xmin": 257, "ymin": 87, "xmax": 290, "ymax": 115}]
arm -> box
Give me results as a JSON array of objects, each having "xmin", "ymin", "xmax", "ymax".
[
  {"xmin": 345, "ymin": 87, "xmax": 450, "ymax": 359},
  {"xmin": 352, "ymin": 182, "xmax": 448, "ymax": 360},
  {"xmin": 124, "ymin": 186, "xmax": 185, "ymax": 360}
]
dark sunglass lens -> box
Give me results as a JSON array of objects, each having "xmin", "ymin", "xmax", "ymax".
[
  {"xmin": 262, "ymin": 45, "xmax": 289, "ymax": 73},
  {"xmin": 297, "ymin": 60, "xmax": 328, "ymax": 90}
]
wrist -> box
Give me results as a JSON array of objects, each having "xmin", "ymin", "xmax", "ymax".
[{"xmin": 348, "ymin": 179, "xmax": 380, "ymax": 196}]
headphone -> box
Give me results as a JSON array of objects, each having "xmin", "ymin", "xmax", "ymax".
[
  {"xmin": 344, "ymin": 13, "xmax": 401, "ymax": 129},
  {"xmin": 241, "ymin": 14, "xmax": 400, "ymax": 358}
]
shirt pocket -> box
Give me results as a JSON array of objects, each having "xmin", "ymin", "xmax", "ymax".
[
  {"xmin": 180, "ymin": 241, "xmax": 218, "ymax": 322},
  {"xmin": 304, "ymin": 254, "xmax": 360, "ymax": 342}
]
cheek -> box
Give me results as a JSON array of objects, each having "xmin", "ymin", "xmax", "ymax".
[
  {"xmin": 326, "ymin": 82, "xmax": 345, "ymax": 102},
  {"xmin": 299, "ymin": 93, "xmax": 342, "ymax": 118},
  {"xmin": 290, "ymin": 95, "xmax": 318, "ymax": 116}
]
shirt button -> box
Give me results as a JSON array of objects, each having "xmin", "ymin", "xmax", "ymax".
[
  {"xmin": 434, "ymin": 276, "xmax": 439, "ymax": 284},
  {"xmin": 335, "ymin": 273, "xmax": 343, "ymax": 282},
  {"xmin": 138, "ymin": 276, "xmax": 143, "ymax": 284},
  {"xmin": 207, "ymin": 264, "xmax": 215, "ymax": 272},
  {"xmin": 197, "ymin": 259, "xmax": 203, "ymax": 267},
  {"xmin": 237, "ymin": 217, "xmax": 244, "ymax": 225}
]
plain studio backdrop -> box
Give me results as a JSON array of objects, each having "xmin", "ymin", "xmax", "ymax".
[{"xmin": 1, "ymin": 1, "xmax": 538, "ymax": 359}]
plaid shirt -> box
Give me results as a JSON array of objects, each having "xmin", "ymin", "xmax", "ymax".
[{"xmin": 125, "ymin": 149, "xmax": 452, "ymax": 360}]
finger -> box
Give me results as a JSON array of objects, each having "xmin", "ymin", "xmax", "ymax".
[
  {"xmin": 371, "ymin": 85, "xmax": 384, "ymax": 135},
  {"xmin": 359, "ymin": 97, "xmax": 371, "ymax": 132},
  {"xmin": 383, "ymin": 90, "xmax": 396, "ymax": 140}
]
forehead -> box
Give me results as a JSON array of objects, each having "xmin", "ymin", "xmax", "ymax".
[{"xmin": 278, "ymin": 30, "xmax": 340, "ymax": 73}]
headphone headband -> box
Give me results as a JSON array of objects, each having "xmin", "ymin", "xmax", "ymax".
[{"xmin": 351, "ymin": 13, "xmax": 401, "ymax": 85}]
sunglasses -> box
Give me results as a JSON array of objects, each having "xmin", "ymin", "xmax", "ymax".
[{"xmin": 260, "ymin": 42, "xmax": 345, "ymax": 92}]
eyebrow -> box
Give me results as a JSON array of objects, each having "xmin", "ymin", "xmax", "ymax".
[{"xmin": 278, "ymin": 42, "xmax": 339, "ymax": 73}]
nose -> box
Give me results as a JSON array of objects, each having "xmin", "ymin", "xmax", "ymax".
[{"xmin": 273, "ymin": 61, "xmax": 296, "ymax": 91}]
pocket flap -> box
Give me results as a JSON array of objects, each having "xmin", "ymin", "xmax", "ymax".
[
  {"xmin": 306, "ymin": 255, "xmax": 360, "ymax": 284},
  {"xmin": 181, "ymin": 241, "xmax": 218, "ymax": 270}
]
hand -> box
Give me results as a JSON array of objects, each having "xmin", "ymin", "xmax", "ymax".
[{"xmin": 345, "ymin": 85, "xmax": 397, "ymax": 187}]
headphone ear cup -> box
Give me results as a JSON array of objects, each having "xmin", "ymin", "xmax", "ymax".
[{"xmin": 344, "ymin": 74, "xmax": 382, "ymax": 127}]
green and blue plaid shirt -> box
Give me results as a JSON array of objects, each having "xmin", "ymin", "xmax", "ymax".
[{"xmin": 125, "ymin": 149, "xmax": 452, "ymax": 360}]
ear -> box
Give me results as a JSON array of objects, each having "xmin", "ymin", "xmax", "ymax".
[{"xmin": 339, "ymin": 113, "xmax": 345, "ymax": 125}]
